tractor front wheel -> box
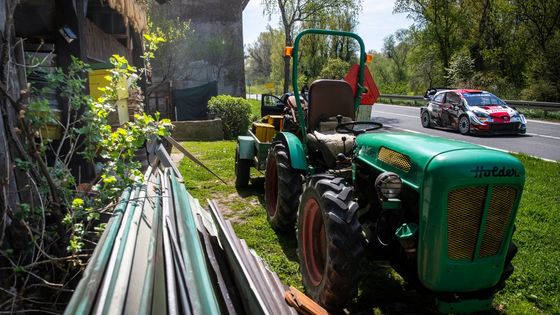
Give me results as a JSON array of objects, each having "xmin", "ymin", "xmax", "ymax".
[
  {"xmin": 265, "ymin": 141, "xmax": 302, "ymax": 231},
  {"xmin": 297, "ymin": 176, "xmax": 364, "ymax": 310}
]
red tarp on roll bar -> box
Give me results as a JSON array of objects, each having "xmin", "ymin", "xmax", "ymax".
[{"xmin": 344, "ymin": 64, "xmax": 380, "ymax": 105}]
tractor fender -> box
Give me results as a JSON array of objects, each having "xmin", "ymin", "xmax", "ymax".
[
  {"xmin": 274, "ymin": 132, "xmax": 308, "ymax": 171},
  {"xmin": 237, "ymin": 136, "xmax": 255, "ymax": 160}
]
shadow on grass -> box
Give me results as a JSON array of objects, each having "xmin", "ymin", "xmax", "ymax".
[
  {"xmin": 236, "ymin": 178, "xmax": 265, "ymax": 198},
  {"xmin": 235, "ymin": 178, "xmax": 299, "ymax": 263},
  {"xmin": 346, "ymin": 259, "xmax": 438, "ymax": 315},
  {"xmin": 347, "ymin": 257, "xmax": 501, "ymax": 315}
]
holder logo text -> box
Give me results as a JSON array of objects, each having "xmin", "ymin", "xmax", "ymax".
[{"xmin": 471, "ymin": 166, "xmax": 520, "ymax": 178}]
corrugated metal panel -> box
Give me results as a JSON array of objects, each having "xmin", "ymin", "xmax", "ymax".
[
  {"xmin": 209, "ymin": 200, "xmax": 297, "ymax": 315},
  {"xmin": 66, "ymin": 142, "xmax": 299, "ymax": 315}
]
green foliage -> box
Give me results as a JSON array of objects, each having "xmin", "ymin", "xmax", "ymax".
[
  {"xmin": 494, "ymin": 154, "xmax": 560, "ymax": 314},
  {"xmin": 246, "ymin": 27, "xmax": 275, "ymax": 84},
  {"xmin": 145, "ymin": 5, "xmax": 191, "ymax": 80},
  {"xmin": 319, "ymin": 58, "xmax": 351, "ymax": 80},
  {"xmin": 246, "ymin": 99, "xmax": 261, "ymax": 122},
  {"xmin": 207, "ymin": 95, "xmax": 251, "ymax": 139},
  {"xmin": 19, "ymin": 53, "xmax": 172, "ymax": 265},
  {"xmin": 262, "ymin": 0, "xmax": 362, "ymax": 92},
  {"xmin": 389, "ymin": 0, "xmax": 560, "ymax": 101},
  {"xmin": 446, "ymin": 49, "xmax": 474, "ymax": 87}
]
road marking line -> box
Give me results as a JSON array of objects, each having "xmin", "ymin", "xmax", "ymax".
[
  {"xmin": 526, "ymin": 133, "xmax": 560, "ymax": 140},
  {"xmin": 526, "ymin": 119, "xmax": 560, "ymax": 126},
  {"xmin": 373, "ymin": 110, "xmax": 418, "ymax": 118},
  {"xmin": 383, "ymin": 125, "xmax": 559, "ymax": 163}
]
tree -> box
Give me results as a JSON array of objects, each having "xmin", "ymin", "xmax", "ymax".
[
  {"xmin": 246, "ymin": 27, "xmax": 275, "ymax": 84},
  {"xmin": 263, "ymin": 0, "xmax": 360, "ymax": 92},
  {"xmin": 514, "ymin": 0, "xmax": 560, "ymax": 100},
  {"xmin": 146, "ymin": 4, "xmax": 191, "ymax": 84},
  {"xmin": 446, "ymin": 49, "xmax": 474, "ymax": 87},
  {"xmin": 394, "ymin": 0, "xmax": 463, "ymax": 80},
  {"xmin": 319, "ymin": 58, "xmax": 351, "ymax": 79},
  {"xmin": 382, "ymin": 29, "xmax": 411, "ymax": 82}
]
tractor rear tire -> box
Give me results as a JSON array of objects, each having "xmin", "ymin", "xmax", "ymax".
[
  {"xmin": 235, "ymin": 143, "xmax": 251, "ymax": 188},
  {"xmin": 297, "ymin": 176, "xmax": 364, "ymax": 310},
  {"xmin": 265, "ymin": 141, "xmax": 303, "ymax": 231}
]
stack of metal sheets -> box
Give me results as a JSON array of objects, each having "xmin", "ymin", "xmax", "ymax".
[{"xmin": 65, "ymin": 144, "xmax": 297, "ymax": 315}]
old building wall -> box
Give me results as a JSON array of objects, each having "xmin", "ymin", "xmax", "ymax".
[{"xmin": 153, "ymin": 0, "xmax": 247, "ymax": 97}]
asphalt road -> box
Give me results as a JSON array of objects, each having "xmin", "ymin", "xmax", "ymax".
[{"xmin": 370, "ymin": 103, "xmax": 560, "ymax": 161}]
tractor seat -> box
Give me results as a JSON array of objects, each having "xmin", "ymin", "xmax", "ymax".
[{"xmin": 305, "ymin": 79, "xmax": 355, "ymax": 168}]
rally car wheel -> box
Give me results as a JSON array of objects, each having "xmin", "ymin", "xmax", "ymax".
[
  {"xmin": 265, "ymin": 141, "xmax": 302, "ymax": 231},
  {"xmin": 421, "ymin": 111, "xmax": 432, "ymax": 128},
  {"xmin": 459, "ymin": 115, "xmax": 471, "ymax": 135},
  {"xmin": 297, "ymin": 176, "xmax": 363, "ymax": 310}
]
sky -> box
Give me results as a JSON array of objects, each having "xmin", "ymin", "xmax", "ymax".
[{"xmin": 242, "ymin": 0, "xmax": 414, "ymax": 53}]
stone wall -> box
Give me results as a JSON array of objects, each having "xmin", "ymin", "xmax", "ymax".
[
  {"xmin": 172, "ymin": 118, "xmax": 224, "ymax": 141},
  {"xmin": 153, "ymin": 0, "xmax": 246, "ymax": 97}
]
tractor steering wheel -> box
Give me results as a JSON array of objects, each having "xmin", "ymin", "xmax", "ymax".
[{"xmin": 336, "ymin": 121, "xmax": 383, "ymax": 135}]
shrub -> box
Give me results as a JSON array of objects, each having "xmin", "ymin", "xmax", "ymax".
[{"xmin": 208, "ymin": 95, "xmax": 251, "ymax": 139}]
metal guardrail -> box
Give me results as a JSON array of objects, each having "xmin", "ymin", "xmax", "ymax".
[{"xmin": 379, "ymin": 94, "xmax": 560, "ymax": 111}]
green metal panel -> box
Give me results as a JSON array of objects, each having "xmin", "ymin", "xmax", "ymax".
[
  {"xmin": 170, "ymin": 175, "xmax": 221, "ymax": 314},
  {"xmin": 291, "ymin": 29, "xmax": 367, "ymax": 147},
  {"xmin": 256, "ymin": 142, "xmax": 271, "ymax": 170},
  {"xmin": 94, "ymin": 185, "xmax": 143, "ymax": 314},
  {"xmin": 418, "ymin": 149, "xmax": 524, "ymax": 292},
  {"xmin": 238, "ymin": 135, "xmax": 255, "ymax": 160},
  {"xmin": 138, "ymin": 173, "xmax": 162, "ymax": 315},
  {"xmin": 275, "ymin": 132, "xmax": 308, "ymax": 171},
  {"xmin": 64, "ymin": 187, "xmax": 135, "ymax": 315},
  {"xmin": 354, "ymin": 132, "xmax": 482, "ymax": 190}
]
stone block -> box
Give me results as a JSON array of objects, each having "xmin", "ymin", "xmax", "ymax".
[{"xmin": 171, "ymin": 118, "xmax": 224, "ymax": 141}]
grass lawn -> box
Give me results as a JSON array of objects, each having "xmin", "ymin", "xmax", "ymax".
[{"xmin": 177, "ymin": 141, "xmax": 559, "ymax": 314}]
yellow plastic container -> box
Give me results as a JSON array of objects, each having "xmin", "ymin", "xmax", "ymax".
[
  {"xmin": 106, "ymin": 99, "xmax": 130, "ymax": 126},
  {"xmin": 263, "ymin": 115, "xmax": 283, "ymax": 131},
  {"xmin": 39, "ymin": 109, "xmax": 62, "ymax": 140},
  {"xmin": 89, "ymin": 67, "xmax": 129, "ymax": 125},
  {"xmin": 89, "ymin": 69, "xmax": 128, "ymax": 101},
  {"xmin": 253, "ymin": 122, "xmax": 275, "ymax": 143}
]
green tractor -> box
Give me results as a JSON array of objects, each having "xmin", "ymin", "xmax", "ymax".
[{"xmin": 256, "ymin": 29, "xmax": 524, "ymax": 313}]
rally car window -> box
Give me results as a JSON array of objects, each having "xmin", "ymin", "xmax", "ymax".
[
  {"xmin": 463, "ymin": 93, "xmax": 506, "ymax": 107},
  {"xmin": 434, "ymin": 93, "xmax": 445, "ymax": 103},
  {"xmin": 446, "ymin": 92, "xmax": 460, "ymax": 105}
]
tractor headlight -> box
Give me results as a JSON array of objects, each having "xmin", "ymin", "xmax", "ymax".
[{"xmin": 375, "ymin": 172, "xmax": 402, "ymax": 200}]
